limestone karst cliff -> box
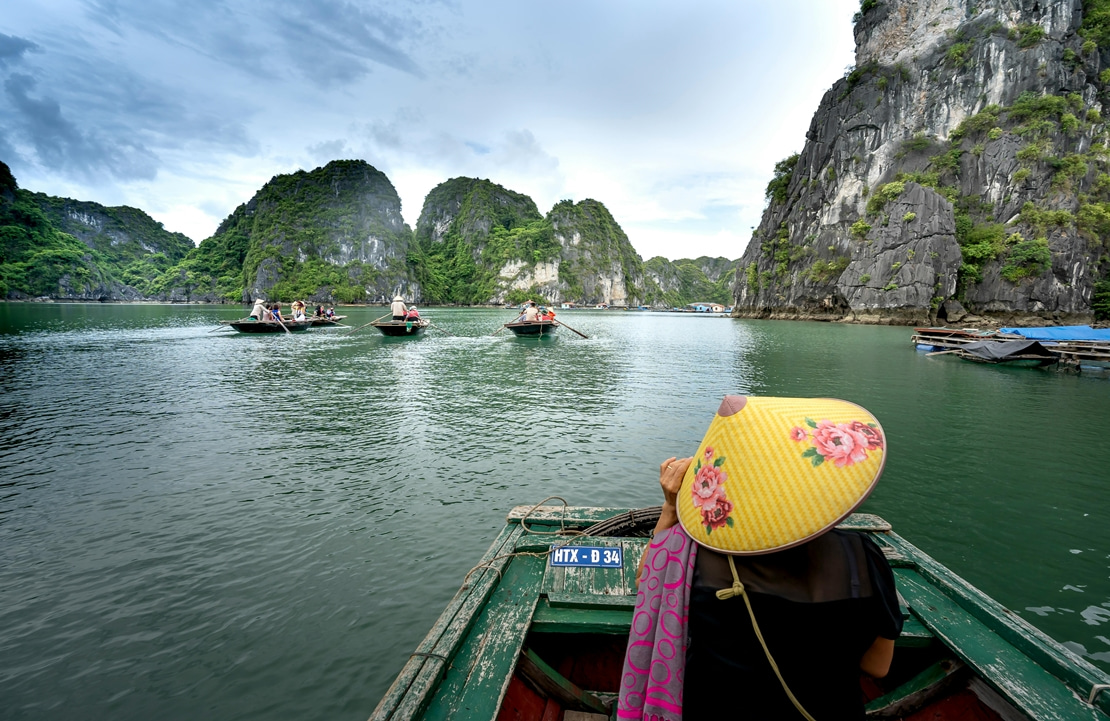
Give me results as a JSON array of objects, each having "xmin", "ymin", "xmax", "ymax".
[
  {"xmin": 733, "ymin": 0, "xmax": 1110, "ymax": 325},
  {"xmin": 1, "ymin": 158, "xmax": 736, "ymax": 306},
  {"xmin": 0, "ymin": 160, "xmax": 195, "ymax": 300},
  {"xmin": 410, "ymin": 180, "xmax": 650, "ymax": 306}
]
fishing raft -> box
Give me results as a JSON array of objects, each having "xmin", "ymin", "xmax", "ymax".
[{"xmin": 372, "ymin": 506, "xmax": 1110, "ymax": 721}]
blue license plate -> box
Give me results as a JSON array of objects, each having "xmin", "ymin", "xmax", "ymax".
[{"xmin": 549, "ymin": 546, "xmax": 623, "ymax": 568}]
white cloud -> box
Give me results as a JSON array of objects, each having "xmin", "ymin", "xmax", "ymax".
[{"xmin": 3, "ymin": 0, "xmax": 859, "ymax": 260}]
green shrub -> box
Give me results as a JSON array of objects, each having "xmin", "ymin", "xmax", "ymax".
[
  {"xmin": 746, "ymin": 262, "xmax": 759, "ymax": 293},
  {"xmin": 900, "ymin": 132, "xmax": 932, "ymax": 154},
  {"xmin": 903, "ymin": 212, "xmax": 916, "ymax": 222},
  {"xmin": 882, "ymin": 282, "xmax": 898, "ymax": 291},
  {"xmin": 988, "ymin": 127, "xmax": 1004, "ymax": 140},
  {"xmin": 1077, "ymin": 202, "xmax": 1110, "ymax": 241},
  {"xmin": 807, "ymin": 257, "xmax": 850, "ymax": 282},
  {"xmin": 1013, "ymin": 168, "xmax": 1032, "ymax": 182},
  {"xmin": 947, "ymin": 42, "xmax": 973, "ymax": 67},
  {"xmin": 1061, "ymin": 113, "xmax": 1080, "ymax": 135},
  {"xmin": 866, "ymin": 181, "xmax": 905, "ymax": 214},
  {"xmin": 1093, "ymin": 279, "xmax": 1110, "ymax": 320},
  {"xmin": 1014, "ymin": 24, "xmax": 1046, "ymax": 48},
  {"xmin": 859, "ymin": 274, "xmax": 871, "ymax": 283},
  {"xmin": 1088, "ymin": 109, "xmax": 1103, "ymax": 123},
  {"xmin": 853, "ymin": 0, "xmax": 879, "ymax": 23},
  {"xmin": 931, "ymin": 148, "xmax": 963, "ymax": 174},
  {"xmin": 1083, "ymin": 39, "xmax": 1099, "ymax": 55},
  {"xmin": 765, "ymin": 153, "xmax": 800, "ymax": 204},
  {"xmin": 1000, "ymin": 237, "xmax": 1051, "ymax": 281},
  {"xmin": 952, "ymin": 106, "xmax": 1001, "ymax": 139},
  {"xmin": 851, "ymin": 219, "xmax": 872, "ymax": 239},
  {"xmin": 1081, "ymin": 0, "xmax": 1110, "ymax": 50},
  {"xmin": 1016, "ymin": 140, "xmax": 1049, "ymax": 165}
]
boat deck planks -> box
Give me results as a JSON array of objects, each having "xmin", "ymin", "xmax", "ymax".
[
  {"xmin": 420, "ymin": 554, "xmax": 544, "ymax": 721},
  {"xmin": 894, "ymin": 570, "xmax": 1104, "ymax": 720},
  {"xmin": 373, "ymin": 523, "xmax": 525, "ymax": 720}
]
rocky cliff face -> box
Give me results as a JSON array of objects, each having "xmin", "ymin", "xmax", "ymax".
[
  {"xmin": 0, "ymin": 161, "xmax": 188, "ymax": 301},
  {"xmin": 207, "ymin": 160, "xmax": 415, "ymax": 303},
  {"xmin": 644, "ymin": 255, "xmax": 739, "ymax": 307},
  {"xmin": 29, "ymin": 194, "xmax": 194, "ymax": 266},
  {"xmin": 545, "ymin": 199, "xmax": 645, "ymax": 306},
  {"xmin": 411, "ymin": 181, "xmax": 646, "ymax": 306},
  {"xmin": 733, "ymin": 0, "xmax": 1110, "ymax": 326}
]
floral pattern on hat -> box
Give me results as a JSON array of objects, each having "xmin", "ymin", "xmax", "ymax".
[
  {"xmin": 690, "ymin": 447, "xmax": 733, "ymax": 533},
  {"xmin": 791, "ymin": 418, "xmax": 884, "ymax": 468}
]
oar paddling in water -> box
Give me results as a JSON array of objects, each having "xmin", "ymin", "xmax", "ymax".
[
  {"xmin": 345, "ymin": 313, "xmax": 391, "ymax": 336},
  {"xmin": 554, "ymin": 319, "xmax": 588, "ymax": 339}
]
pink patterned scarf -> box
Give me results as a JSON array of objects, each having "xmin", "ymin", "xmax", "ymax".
[{"xmin": 616, "ymin": 525, "xmax": 697, "ymax": 721}]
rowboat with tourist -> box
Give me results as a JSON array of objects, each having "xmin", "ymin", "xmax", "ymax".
[
  {"xmin": 372, "ymin": 505, "xmax": 1110, "ymax": 721},
  {"xmin": 308, "ymin": 314, "xmax": 347, "ymax": 327},
  {"xmin": 503, "ymin": 319, "xmax": 560, "ymax": 337},
  {"xmin": 220, "ymin": 318, "xmax": 313, "ymax": 333},
  {"xmin": 371, "ymin": 318, "xmax": 430, "ymax": 336}
]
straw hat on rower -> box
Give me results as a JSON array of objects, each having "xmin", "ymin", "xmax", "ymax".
[{"xmin": 676, "ymin": 395, "xmax": 886, "ymax": 555}]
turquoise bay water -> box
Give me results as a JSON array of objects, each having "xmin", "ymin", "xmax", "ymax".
[{"xmin": 0, "ymin": 304, "xmax": 1108, "ymax": 719}]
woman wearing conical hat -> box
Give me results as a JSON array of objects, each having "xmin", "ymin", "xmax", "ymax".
[
  {"xmin": 390, "ymin": 295, "xmax": 407, "ymax": 321},
  {"xmin": 619, "ymin": 395, "xmax": 902, "ymax": 721}
]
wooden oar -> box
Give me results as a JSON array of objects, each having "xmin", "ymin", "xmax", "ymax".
[
  {"xmin": 554, "ymin": 319, "xmax": 588, "ymax": 339},
  {"xmin": 344, "ymin": 313, "xmax": 391, "ymax": 336},
  {"xmin": 273, "ymin": 315, "xmax": 291, "ymax": 334},
  {"xmin": 491, "ymin": 310, "xmax": 525, "ymax": 336}
]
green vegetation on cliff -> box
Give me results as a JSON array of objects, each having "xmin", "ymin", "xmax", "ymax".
[
  {"xmin": 643, "ymin": 256, "xmax": 737, "ymax": 306},
  {"xmin": 0, "ymin": 161, "xmax": 189, "ymax": 299},
  {"xmin": 411, "ymin": 178, "xmax": 546, "ymax": 304},
  {"xmin": 2, "ymin": 159, "xmax": 739, "ymax": 307}
]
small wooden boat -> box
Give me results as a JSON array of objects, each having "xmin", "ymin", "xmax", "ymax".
[
  {"xmin": 308, "ymin": 315, "xmax": 347, "ymax": 327},
  {"xmin": 503, "ymin": 320, "xmax": 559, "ymax": 337},
  {"xmin": 221, "ymin": 319, "xmax": 313, "ymax": 333},
  {"xmin": 955, "ymin": 340, "xmax": 1059, "ymax": 367},
  {"xmin": 372, "ymin": 506, "xmax": 1110, "ymax": 721},
  {"xmin": 372, "ymin": 319, "xmax": 430, "ymax": 336}
]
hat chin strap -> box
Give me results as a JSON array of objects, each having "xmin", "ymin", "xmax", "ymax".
[{"xmin": 717, "ymin": 555, "xmax": 818, "ymax": 721}]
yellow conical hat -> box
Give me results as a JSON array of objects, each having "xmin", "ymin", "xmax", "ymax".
[{"xmin": 677, "ymin": 395, "xmax": 886, "ymax": 555}]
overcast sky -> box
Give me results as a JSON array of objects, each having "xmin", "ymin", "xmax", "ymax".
[{"xmin": 2, "ymin": 0, "xmax": 858, "ymax": 261}]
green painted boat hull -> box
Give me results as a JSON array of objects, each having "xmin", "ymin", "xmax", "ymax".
[{"xmin": 372, "ymin": 507, "xmax": 1110, "ymax": 721}]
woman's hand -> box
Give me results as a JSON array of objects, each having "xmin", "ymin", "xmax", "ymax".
[
  {"xmin": 654, "ymin": 456, "xmax": 693, "ymax": 534},
  {"xmin": 637, "ymin": 456, "xmax": 694, "ymax": 586}
]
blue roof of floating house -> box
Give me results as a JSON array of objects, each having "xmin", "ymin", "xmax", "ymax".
[{"xmin": 999, "ymin": 325, "xmax": 1110, "ymax": 341}]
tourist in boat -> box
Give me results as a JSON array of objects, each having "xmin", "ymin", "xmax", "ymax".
[
  {"xmin": 291, "ymin": 300, "xmax": 307, "ymax": 321},
  {"xmin": 391, "ymin": 295, "xmax": 407, "ymax": 321},
  {"xmin": 326, "ymin": 307, "xmax": 336, "ymax": 319},
  {"xmin": 539, "ymin": 306, "xmax": 556, "ymax": 321},
  {"xmin": 270, "ymin": 302, "xmax": 284, "ymax": 322},
  {"xmin": 314, "ymin": 305, "xmax": 325, "ymax": 318},
  {"xmin": 249, "ymin": 298, "xmax": 266, "ymax": 320},
  {"xmin": 404, "ymin": 305, "xmax": 420, "ymax": 321},
  {"xmin": 621, "ymin": 395, "xmax": 901, "ymax": 721}
]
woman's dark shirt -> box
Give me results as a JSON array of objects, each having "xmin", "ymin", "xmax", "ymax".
[{"xmin": 684, "ymin": 530, "xmax": 902, "ymax": 720}]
